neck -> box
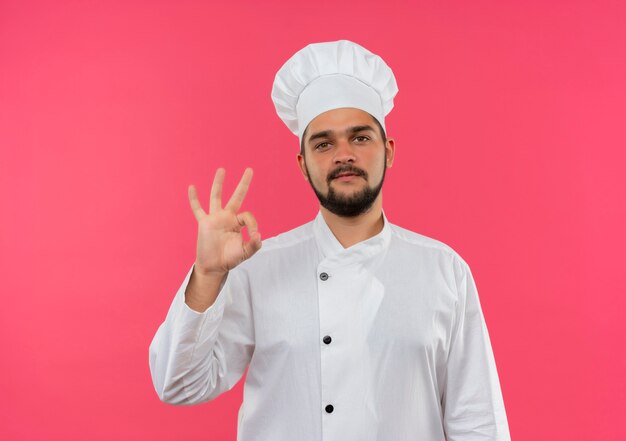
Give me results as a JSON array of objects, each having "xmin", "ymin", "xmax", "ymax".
[{"xmin": 319, "ymin": 194, "xmax": 385, "ymax": 248}]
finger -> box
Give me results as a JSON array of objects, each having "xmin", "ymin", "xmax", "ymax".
[
  {"xmin": 188, "ymin": 185, "xmax": 206, "ymax": 220},
  {"xmin": 209, "ymin": 168, "xmax": 226, "ymax": 213},
  {"xmin": 225, "ymin": 168, "xmax": 253, "ymax": 212},
  {"xmin": 236, "ymin": 211, "xmax": 259, "ymax": 237},
  {"xmin": 237, "ymin": 211, "xmax": 261, "ymax": 262}
]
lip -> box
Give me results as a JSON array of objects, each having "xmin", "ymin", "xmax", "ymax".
[{"xmin": 333, "ymin": 173, "xmax": 360, "ymax": 182}]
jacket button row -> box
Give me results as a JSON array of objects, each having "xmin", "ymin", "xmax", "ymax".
[{"xmin": 320, "ymin": 272, "xmax": 332, "ymax": 415}]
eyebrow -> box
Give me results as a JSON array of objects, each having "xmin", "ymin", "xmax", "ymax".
[{"xmin": 307, "ymin": 125, "xmax": 376, "ymax": 144}]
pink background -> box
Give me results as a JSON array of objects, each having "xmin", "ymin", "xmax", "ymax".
[{"xmin": 1, "ymin": 1, "xmax": 624, "ymax": 439}]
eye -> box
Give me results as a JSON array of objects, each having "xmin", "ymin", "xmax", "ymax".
[
  {"xmin": 354, "ymin": 135, "xmax": 370, "ymax": 142},
  {"xmin": 315, "ymin": 142, "xmax": 331, "ymax": 150}
]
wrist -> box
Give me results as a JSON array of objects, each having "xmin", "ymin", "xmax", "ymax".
[
  {"xmin": 184, "ymin": 266, "xmax": 228, "ymax": 313},
  {"xmin": 192, "ymin": 263, "xmax": 228, "ymax": 280}
]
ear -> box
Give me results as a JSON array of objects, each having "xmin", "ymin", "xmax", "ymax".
[
  {"xmin": 385, "ymin": 138, "xmax": 396, "ymax": 168},
  {"xmin": 297, "ymin": 153, "xmax": 309, "ymax": 181}
]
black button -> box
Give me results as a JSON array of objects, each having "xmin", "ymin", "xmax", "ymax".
[
  {"xmin": 325, "ymin": 404, "xmax": 334, "ymax": 413},
  {"xmin": 323, "ymin": 335, "xmax": 332, "ymax": 344},
  {"xmin": 320, "ymin": 272, "xmax": 329, "ymax": 281}
]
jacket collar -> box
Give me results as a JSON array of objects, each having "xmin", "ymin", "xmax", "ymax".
[{"xmin": 313, "ymin": 209, "xmax": 391, "ymax": 266}]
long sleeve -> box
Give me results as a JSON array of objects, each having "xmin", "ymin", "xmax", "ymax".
[
  {"xmin": 148, "ymin": 264, "xmax": 255, "ymax": 405},
  {"xmin": 442, "ymin": 256, "xmax": 511, "ymax": 440}
]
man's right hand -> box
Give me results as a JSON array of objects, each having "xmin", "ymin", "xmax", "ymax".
[{"xmin": 184, "ymin": 168, "xmax": 262, "ymax": 311}]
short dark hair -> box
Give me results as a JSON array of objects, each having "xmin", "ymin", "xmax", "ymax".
[{"xmin": 299, "ymin": 113, "xmax": 388, "ymax": 156}]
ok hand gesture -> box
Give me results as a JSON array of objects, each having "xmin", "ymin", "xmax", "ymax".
[{"xmin": 188, "ymin": 168, "xmax": 262, "ymax": 278}]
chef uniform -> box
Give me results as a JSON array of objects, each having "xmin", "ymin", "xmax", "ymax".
[{"xmin": 149, "ymin": 40, "xmax": 511, "ymax": 441}]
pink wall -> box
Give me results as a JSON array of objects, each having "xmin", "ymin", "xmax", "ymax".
[{"xmin": 1, "ymin": 1, "xmax": 624, "ymax": 439}]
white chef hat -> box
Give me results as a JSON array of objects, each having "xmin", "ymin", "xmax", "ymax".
[{"xmin": 271, "ymin": 40, "xmax": 399, "ymax": 143}]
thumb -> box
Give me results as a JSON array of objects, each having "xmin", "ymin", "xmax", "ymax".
[{"xmin": 242, "ymin": 232, "xmax": 262, "ymax": 260}]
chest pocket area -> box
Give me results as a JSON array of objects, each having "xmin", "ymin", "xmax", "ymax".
[{"xmin": 253, "ymin": 288, "xmax": 320, "ymax": 358}]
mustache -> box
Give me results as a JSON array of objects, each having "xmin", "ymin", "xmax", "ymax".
[{"xmin": 327, "ymin": 165, "xmax": 367, "ymax": 182}]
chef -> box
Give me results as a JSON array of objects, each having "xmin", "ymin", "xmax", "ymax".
[{"xmin": 149, "ymin": 39, "xmax": 511, "ymax": 441}]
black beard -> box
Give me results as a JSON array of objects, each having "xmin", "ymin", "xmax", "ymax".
[{"xmin": 304, "ymin": 154, "xmax": 387, "ymax": 218}]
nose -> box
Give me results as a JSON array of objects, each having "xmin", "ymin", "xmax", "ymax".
[{"xmin": 333, "ymin": 138, "xmax": 356, "ymax": 164}]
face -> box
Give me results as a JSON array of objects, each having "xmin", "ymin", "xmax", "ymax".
[{"xmin": 297, "ymin": 107, "xmax": 395, "ymax": 217}]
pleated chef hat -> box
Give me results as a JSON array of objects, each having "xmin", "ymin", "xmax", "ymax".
[{"xmin": 271, "ymin": 40, "xmax": 399, "ymax": 143}]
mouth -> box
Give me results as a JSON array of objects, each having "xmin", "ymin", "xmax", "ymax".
[
  {"xmin": 332, "ymin": 173, "xmax": 361, "ymax": 182},
  {"xmin": 334, "ymin": 173, "xmax": 359, "ymax": 179},
  {"xmin": 330, "ymin": 167, "xmax": 365, "ymax": 181}
]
